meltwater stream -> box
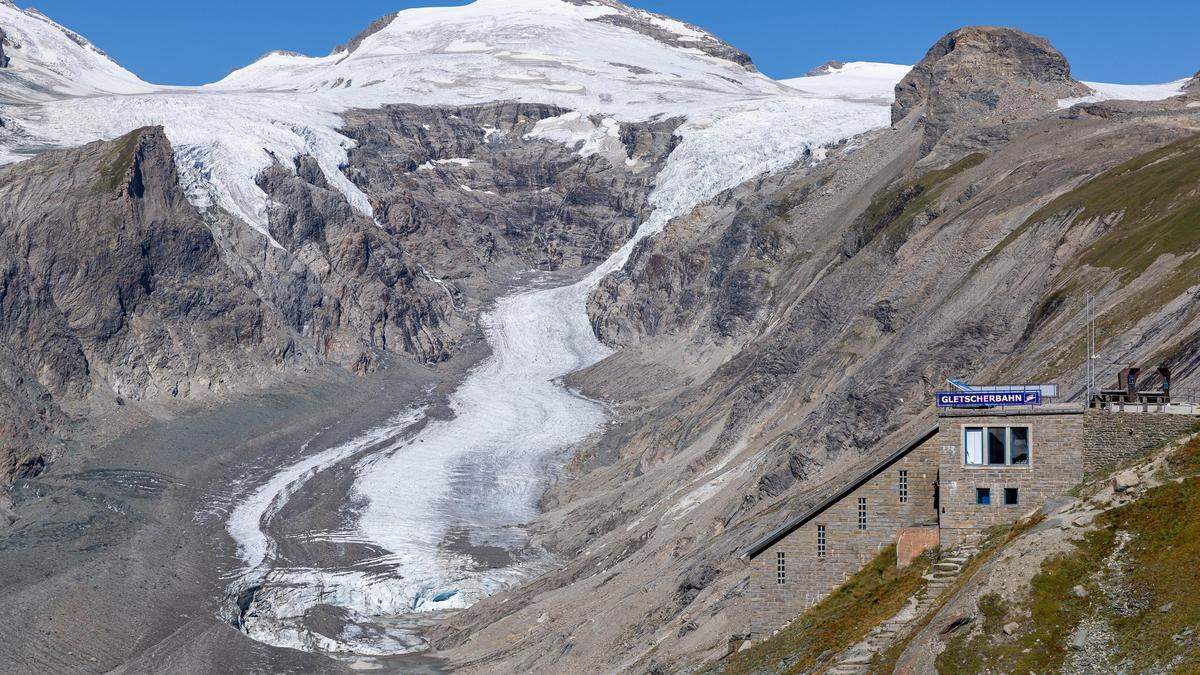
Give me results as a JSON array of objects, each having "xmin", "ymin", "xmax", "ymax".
[{"xmin": 222, "ymin": 98, "xmax": 890, "ymax": 654}]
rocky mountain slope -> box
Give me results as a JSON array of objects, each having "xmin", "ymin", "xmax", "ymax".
[
  {"xmin": 0, "ymin": 2, "xmax": 1197, "ymax": 673},
  {"xmin": 421, "ymin": 26, "xmax": 1200, "ymax": 674}
]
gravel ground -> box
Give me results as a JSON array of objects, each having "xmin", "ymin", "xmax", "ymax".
[{"xmin": 0, "ymin": 352, "xmax": 483, "ymax": 674}]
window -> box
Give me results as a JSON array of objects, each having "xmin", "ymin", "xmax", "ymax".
[
  {"xmin": 1010, "ymin": 428, "xmax": 1030, "ymax": 465},
  {"xmin": 899, "ymin": 469, "xmax": 909, "ymax": 503},
  {"xmin": 976, "ymin": 488, "xmax": 991, "ymax": 505},
  {"xmin": 1004, "ymin": 488, "xmax": 1020, "ymax": 505},
  {"xmin": 987, "ymin": 427, "xmax": 1007, "ymax": 465},
  {"xmin": 965, "ymin": 427, "xmax": 985, "ymax": 465},
  {"xmin": 964, "ymin": 426, "xmax": 1031, "ymax": 466},
  {"xmin": 857, "ymin": 497, "xmax": 867, "ymax": 530},
  {"xmin": 817, "ymin": 524, "xmax": 827, "ymax": 557},
  {"xmin": 776, "ymin": 551, "xmax": 786, "ymax": 584}
]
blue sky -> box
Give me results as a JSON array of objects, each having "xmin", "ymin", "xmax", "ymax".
[{"xmin": 33, "ymin": 0, "xmax": 1199, "ymax": 86}]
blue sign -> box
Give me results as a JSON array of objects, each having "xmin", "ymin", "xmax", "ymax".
[{"xmin": 936, "ymin": 390, "xmax": 1042, "ymax": 408}]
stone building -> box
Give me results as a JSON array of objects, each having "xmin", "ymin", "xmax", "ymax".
[{"xmin": 742, "ymin": 402, "xmax": 1198, "ymax": 638}]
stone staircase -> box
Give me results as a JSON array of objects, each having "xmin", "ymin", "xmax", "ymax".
[{"xmin": 826, "ymin": 547, "xmax": 977, "ymax": 674}]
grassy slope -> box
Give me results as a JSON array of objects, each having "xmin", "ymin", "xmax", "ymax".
[
  {"xmin": 717, "ymin": 545, "xmax": 930, "ymax": 675},
  {"xmin": 935, "ymin": 435, "xmax": 1200, "ymax": 673},
  {"xmin": 851, "ymin": 153, "xmax": 986, "ymax": 254}
]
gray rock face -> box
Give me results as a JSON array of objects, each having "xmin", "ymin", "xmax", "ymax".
[
  {"xmin": 1186, "ymin": 70, "xmax": 1200, "ymax": 91},
  {"xmin": 339, "ymin": 102, "xmax": 680, "ymax": 281},
  {"xmin": 254, "ymin": 155, "xmax": 464, "ymax": 368},
  {"xmin": 892, "ymin": 26, "xmax": 1089, "ymax": 145},
  {"xmin": 0, "ymin": 127, "xmax": 300, "ymax": 480},
  {"xmin": 804, "ymin": 60, "xmax": 847, "ymax": 76},
  {"xmin": 0, "ymin": 127, "xmax": 296, "ymax": 404},
  {"xmin": 565, "ymin": 0, "xmax": 755, "ymax": 71},
  {"xmin": 0, "ymin": 28, "xmax": 10, "ymax": 68}
]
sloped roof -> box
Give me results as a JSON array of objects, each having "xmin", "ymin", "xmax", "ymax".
[{"xmin": 741, "ymin": 424, "xmax": 940, "ymax": 560}]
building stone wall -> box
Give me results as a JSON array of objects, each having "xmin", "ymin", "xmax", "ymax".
[
  {"xmin": 748, "ymin": 440, "xmax": 938, "ymax": 637},
  {"xmin": 746, "ymin": 405, "xmax": 1199, "ymax": 637},
  {"xmin": 1083, "ymin": 410, "xmax": 1198, "ymax": 475},
  {"xmin": 937, "ymin": 408, "xmax": 1084, "ymax": 547}
]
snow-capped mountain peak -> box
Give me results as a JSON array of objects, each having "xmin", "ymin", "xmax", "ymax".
[
  {"xmin": 0, "ymin": 0, "xmax": 894, "ymax": 248},
  {"xmin": 0, "ymin": 1, "xmax": 152, "ymax": 99}
]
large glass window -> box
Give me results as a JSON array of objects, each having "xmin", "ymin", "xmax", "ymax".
[
  {"xmin": 987, "ymin": 427, "xmax": 1007, "ymax": 465},
  {"xmin": 1010, "ymin": 427, "xmax": 1030, "ymax": 465},
  {"xmin": 964, "ymin": 426, "xmax": 1031, "ymax": 466}
]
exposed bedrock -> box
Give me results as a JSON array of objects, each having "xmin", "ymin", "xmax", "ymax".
[
  {"xmin": 892, "ymin": 26, "xmax": 1090, "ymax": 150},
  {"xmin": 339, "ymin": 102, "xmax": 680, "ymax": 281},
  {"xmin": 0, "ymin": 127, "xmax": 296, "ymax": 480}
]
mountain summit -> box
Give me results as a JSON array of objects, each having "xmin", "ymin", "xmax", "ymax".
[{"xmin": 892, "ymin": 26, "xmax": 1090, "ymax": 145}]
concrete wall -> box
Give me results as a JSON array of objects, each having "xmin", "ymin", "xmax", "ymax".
[
  {"xmin": 748, "ymin": 440, "xmax": 938, "ymax": 637},
  {"xmin": 937, "ymin": 409, "xmax": 1084, "ymax": 547},
  {"xmin": 1083, "ymin": 410, "xmax": 1198, "ymax": 475}
]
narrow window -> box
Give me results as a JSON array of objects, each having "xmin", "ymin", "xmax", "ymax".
[
  {"xmin": 976, "ymin": 487, "xmax": 991, "ymax": 505},
  {"xmin": 776, "ymin": 551, "xmax": 786, "ymax": 584},
  {"xmin": 964, "ymin": 427, "xmax": 985, "ymax": 465},
  {"xmin": 1010, "ymin": 427, "xmax": 1030, "ymax": 465},
  {"xmin": 987, "ymin": 427, "xmax": 1007, "ymax": 465},
  {"xmin": 858, "ymin": 497, "xmax": 867, "ymax": 530},
  {"xmin": 817, "ymin": 524, "xmax": 827, "ymax": 557},
  {"xmin": 1004, "ymin": 487, "xmax": 1020, "ymax": 505},
  {"xmin": 898, "ymin": 469, "xmax": 909, "ymax": 503}
]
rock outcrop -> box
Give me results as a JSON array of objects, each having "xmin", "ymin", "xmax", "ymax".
[
  {"xmin": 1186, "ymin": 70, "xmax": 1200, "ymax": 91},
  {"xmin": 892, "ymin": 26, "xmax": 1089, "ymax": 148},
  {"xmin": 0, "ymin": 127, "xmax": 297, "ymax": 407},
  {"xmin": 0, "ymin": 127, "xmax": 302, "ymax": 480},
  {"xmin": 340, "ymin": 102, "xmax": 680, "ymax": 281}
]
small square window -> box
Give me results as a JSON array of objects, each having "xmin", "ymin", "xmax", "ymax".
[
  {"xmin": 1004, "ymin": 488, "xmax": 1019, "ymax": 505},
  {"xmin": 976, "ymin": 488, "xmax": 991, "ymax": 505}
]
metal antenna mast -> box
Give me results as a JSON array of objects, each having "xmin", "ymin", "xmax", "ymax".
[{"xmin": 1086, "ymin": 293, "xmax": 1097, "ymax": 403}]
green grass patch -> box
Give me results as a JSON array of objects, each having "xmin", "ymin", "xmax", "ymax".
[
  {"xmin": 850, "ymin": 153, "xmax": 986, "ymax": 254},
  {"xmin": 935, "ymin": 529, "xmax": 1111, "ymax": 674},
  {"xmin": 869, "ymin": 515, "xmax": 1045, "ymax": 674},
  {"xmin": 719, "ymin": 545, "xmax": 930, "ymax": 675},
  {"xmin": 1100, "ymin": 462, "xmax": 1200, "ymax": 671},
  {"xmin": 1029, "ymin": 132, "xmax": 1200, "ymax": 277},
  {"xmin": 94, "ymin": 129, "xmax": 142, "ymax": 195}
]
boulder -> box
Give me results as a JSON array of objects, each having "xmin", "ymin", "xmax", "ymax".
[
  {"xmin": 1003, "ymin": 622, "xmax": 1020, "ymax": 636},
  {"xmin": 1113, "ymin": 470, "xmax": 1140, "ymax": 493},
  {"xmin": 1073, "ymin": 585, "xmax": 1089, "ymax": 599}
]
